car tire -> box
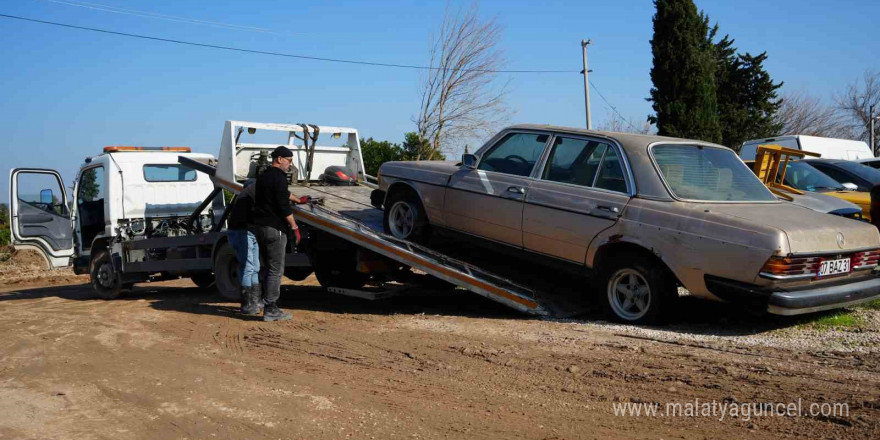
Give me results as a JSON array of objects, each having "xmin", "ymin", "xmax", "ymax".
[
  {"xmin": 190, "ymin": 273, "xmax": 216, "ymax": 290},
  {"xmin": 213, "ymin": 241, "xmax": 242, "ymax": 301},
  {"xmin": 598, "ymin": 254, "xmax": 677, "ymax": 324},
  {"xmin": 383, "ymin": 189, "xmax": 430, "ymax": 244},
  {"xmin": 90, "ymin": 250, "xmax": 123, "ymax": 299}
]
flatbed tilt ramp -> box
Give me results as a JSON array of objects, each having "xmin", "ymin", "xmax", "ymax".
[{"xmin": 291, "ymin": 185, "xmax": 553, "ymax": 316}]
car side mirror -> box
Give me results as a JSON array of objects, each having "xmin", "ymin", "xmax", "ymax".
[
  {"xmin": 842, "ymin": 182, "xmax": 858, "ymax": 191},
  {"xmin": 461, "ymin": 153, "xmax": 478, "ymax": 169}
]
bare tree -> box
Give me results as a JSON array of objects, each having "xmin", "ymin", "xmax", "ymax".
[
  {"xmin": 773, "ymin": 91, "xmax": 852, "ymax": 138},
  {"xmin": 415, "ymin": 3, "xmax": 509, "ymax": 160},
  {"xmin": 598, "ymin": 111, "xmax": 654, "ymax": 135},
  {"xmin": 836, "ymin": 70, "xmax": 880, "ymax": 151}
]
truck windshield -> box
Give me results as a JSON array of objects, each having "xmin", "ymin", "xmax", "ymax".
[
  {"xmin": 143, "ymin": 164, "xmax": 197, "ymax": 182},
  {"xmin": 652, "ymin": 144, "xmax": 776, "ymax": 202}
]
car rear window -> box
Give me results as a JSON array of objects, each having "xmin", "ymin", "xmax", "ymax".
[
  {"xmin": 143, "ymin": 164, "xmax": 197, "ymax": 182},
  {"xmin": 652, "ymin": 144, "xmax": 776, "ymax": 202}
]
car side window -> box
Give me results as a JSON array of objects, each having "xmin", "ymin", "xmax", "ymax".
[
  {"xmin": 477, "ymin": 132, "xmax": 548, "ymax": 177},
  {"xmin": 543, "ymin": 137, "xmax": 608, "ymax": 187},
  {"xmin": 595, "ymin": 147, "xmax": 627, "ymax": 192}
]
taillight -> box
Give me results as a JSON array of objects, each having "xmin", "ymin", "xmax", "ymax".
[
  {"xmin": 335, "ymin": 170, "xmax": 352, "ymax": 181},
  {"xmin": 760, "ymin": 256, "xmax": 821, "ymax": 279},
  {"xmin": 853, "ymin": 250, "xmax": 880, "ymax": 269}
]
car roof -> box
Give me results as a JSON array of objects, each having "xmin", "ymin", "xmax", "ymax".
[{"xmin": 503, "ymin": 124, "xmax": 727, "ymax": 200}]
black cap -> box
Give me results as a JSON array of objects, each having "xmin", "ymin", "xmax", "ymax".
[{"xmin": 271, "ymin": 146, "xmax": 293, "ymax": 158}]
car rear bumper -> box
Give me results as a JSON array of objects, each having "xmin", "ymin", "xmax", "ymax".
[{"xmin": 705, "ymin": 273, "xmax": 880, "ymax": 316}]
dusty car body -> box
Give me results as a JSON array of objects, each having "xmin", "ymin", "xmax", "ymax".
[{"xmin": 374, "ymin": 125, "xmax": 880, "ymax": 323}]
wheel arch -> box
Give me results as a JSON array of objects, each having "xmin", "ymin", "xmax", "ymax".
[{"xmin": 590, "ymin": 240, "xmax": 680, "ymax": 286}]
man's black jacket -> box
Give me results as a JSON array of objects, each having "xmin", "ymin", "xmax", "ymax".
[{"xmin": 251, "ymin": 167, "xmax": 293, "ymax": 231}]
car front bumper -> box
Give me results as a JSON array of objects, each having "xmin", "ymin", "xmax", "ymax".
[{"xmin": 705, "ymin": 273, "xmax": 880, "ymax": 316}]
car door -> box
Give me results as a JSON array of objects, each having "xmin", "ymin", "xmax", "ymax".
[
  {"xmin": 9, "ymin": 168, "xmax": 74, "ymax": 268},
  {"xmin": 444, "ymin": 131, "xmax": 551, "ymax": 247},
  {"xmin": 523, "ymin": 135, "xmax": 632, "ymax": 263}
]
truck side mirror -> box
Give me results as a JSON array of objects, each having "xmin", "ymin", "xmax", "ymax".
[
  {"xmin": 461, "ymin": 153, "xmax": 478, "ymax": 169},
  {"xmin": 40, "ymin": 188, "xmax": 54, "ymax": 205}
]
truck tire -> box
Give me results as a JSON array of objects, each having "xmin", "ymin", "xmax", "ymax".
[
  {"xmin": 190, "ymin": 273, "xmax": 216, "ymax": 290},
  {"xmin": 284, "ymin": 267, "xmax": 313, "ymax": 281},
  {"xmin": 383, "ymin": 190, "xmax": 430, "ymax": 244},
  {"xmin": 90, "ymin": 250, "xmax": 123, "ymax": 299},
  {"xmin": 598, "ymin": 254, "xmax": 677, "ymax": 325},
  {"xmin": 213, "ymin": 241, "xmax": 242, "ymax": 301},
  {"xmin": 312, "ymin": 247, "xmax": 369, "ymax": 289}
]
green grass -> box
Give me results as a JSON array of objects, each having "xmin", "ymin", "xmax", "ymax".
[
  {"xmin": 856, "ymin": 299, "xmax": 880, "ymax": 310},
  {"xmin": 801, "ymin": 311, "xmax": 865, "ymax": 330}
]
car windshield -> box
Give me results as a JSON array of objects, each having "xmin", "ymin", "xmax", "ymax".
[
  {"xmin": 781, "ymin": 161, "xmax": 844, "ymax": 191},
  {"xmin": 652, "ymin": 144, "xmax": 776, "ymax": 202}
]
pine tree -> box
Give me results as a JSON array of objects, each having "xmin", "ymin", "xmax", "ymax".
[
  {"xmin": 648, "ymin": 0, "xmax": 721, "ymax": 143},
  {"xmin": 712, "ymin": 28, "xmax": 783, "ymax": 148}
]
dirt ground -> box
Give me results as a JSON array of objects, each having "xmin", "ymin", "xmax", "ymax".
[{"xmin": 0, "ymin": 250, "xmax": 878, "ymax": 439}]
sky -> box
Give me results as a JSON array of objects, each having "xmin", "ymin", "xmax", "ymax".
[{"xmin": 1, "ymin": 0, "xmax": 878, "ymax": 203}]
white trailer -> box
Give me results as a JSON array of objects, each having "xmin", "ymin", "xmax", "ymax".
[{"xmin": 9, "ymin": 120, "xmax": 555, "ymax": 316}]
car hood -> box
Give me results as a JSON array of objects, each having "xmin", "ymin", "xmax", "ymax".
[
  {"xmin": 820, "ymin": 190, "xmax": 871, "ymax": 207},
  {"xmin": 787, "ymin": 192, "xmax": 861, "ymax": 215},
  {"xmin": 705, "ymin": 203, "xmax": 880, "ymax": 254}
]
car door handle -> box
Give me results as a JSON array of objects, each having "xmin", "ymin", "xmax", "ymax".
[
  {"xmin": 596, "ymin": 205, "xmax": 619, "ymax": 214},
  {"xmin": 506, "ymin": 186, "xmax": 526, "ymax": 194}
]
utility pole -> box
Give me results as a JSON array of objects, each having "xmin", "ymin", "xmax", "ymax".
[
  {"xmin": 581, "ymin": 39, "xmax": 592, "ymax": 130},
  {"xmin": 871, "ymin": 104, "xmax": 876, "ymax": 157}
]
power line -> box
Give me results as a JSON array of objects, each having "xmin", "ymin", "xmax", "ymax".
[
  {"xmin": 34, "ymin": 0, "xmax": 302, "ymax": 37},
  {"xmin": 589, "ymin": 80, "xmax": 639, "ymax": 131},
  {"xmin": 0, "ymin": 13, "xmax": 576, "ymax": 74}
]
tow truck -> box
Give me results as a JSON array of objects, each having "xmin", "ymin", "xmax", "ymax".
[{"xmin": 8, "ymin": 121, "xmax": 557, "ymax": 316}]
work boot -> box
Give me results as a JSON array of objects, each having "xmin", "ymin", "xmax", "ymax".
[
  {"xmin": 262, "ymin": 302, "xmax": 292, "ymax": 322},
  {"xmin": 240, "ymin": 285, "xmax": 261, "ymax": 315}
]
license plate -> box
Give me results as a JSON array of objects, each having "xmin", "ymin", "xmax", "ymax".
[{"xmin": 818, "ymin": 258, "xmax": 851, "ymax": 277}]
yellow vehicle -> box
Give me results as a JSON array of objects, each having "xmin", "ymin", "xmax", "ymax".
[{"xmin": 751, "ymin": 145, "xmax": 871, "ymax": 220}]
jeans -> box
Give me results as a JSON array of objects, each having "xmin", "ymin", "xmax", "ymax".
[
  {"xmin": 228, "ymin": 229, "xmax": 260, "ymax": 288},
  {"xmin": 252, "ymin": 225, "xmax": 287, "ymax": 305}
]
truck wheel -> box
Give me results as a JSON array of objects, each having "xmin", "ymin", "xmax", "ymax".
[
  {"xmin": 383, "ymin": 190, "xmax": 430, "ymax": 243},
  {"xmin": 90, "ymin": 250, "xmax": 122, "ymax": 299},
  {"xmin": 312, "ymin": 247, "xmax": 369, "ymax": 289},
  {"xmin": 213, "ymin": 242, "xmax": 242, "ymax": 300},
  {"xmin": 284, "ymin": 267, "xmax": 313, "ymax": 281},
  {"xmin": 598, "ymin": 255, "xmax": 677, "ymax": 325},
  {"xmin": 190, "ymin": 273, "xmax": 216, "ymax": 290}
]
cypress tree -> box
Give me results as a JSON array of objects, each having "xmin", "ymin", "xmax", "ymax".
[
  {"xmin": 714, "ymin": 46, "xmax": 783, "ymax": 149},
  {"xmin": 648, "ymin": 0, "xmax": 721, "ymax": 143}
]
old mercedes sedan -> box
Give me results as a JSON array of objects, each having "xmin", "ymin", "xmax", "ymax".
[{"xmin": 373, "ymin": 125, "xmax": 880, "ymax": 323}]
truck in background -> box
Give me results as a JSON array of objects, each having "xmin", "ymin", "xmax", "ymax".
[{"xmin": 739, "ymin": 135, "xmax": 873, "ymax": 161}]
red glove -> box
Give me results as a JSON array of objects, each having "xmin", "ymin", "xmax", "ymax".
[{"xmin": 293, "ymin": 228, "xmax": 302, "ymax": 245}]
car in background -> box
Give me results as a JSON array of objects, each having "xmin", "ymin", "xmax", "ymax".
[
  {"xmin": 779, "ymin": 160, "xmax": 871, "ymax": 220},
  {"xmin": 376, "ymin": 125, "xmax": 880, "ymax": 324},
  {"xmin": 740, "ymin": 135, "xmax": 873, "ymax": 161},
  {"xmin": 804, "ymin": 158, "xmax": 880, "ymax": 192},
  {"xmin": 857, "ymin": 157, "xmax": 880, "ymax": 170}
]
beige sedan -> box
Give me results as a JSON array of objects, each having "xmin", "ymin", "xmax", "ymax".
[{"xmin": 374, "ymin": 125, "xmax": 880, "ymax": 323}]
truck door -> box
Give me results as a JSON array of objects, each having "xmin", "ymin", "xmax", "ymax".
[{"xmin": 8, "ymin": 168, "xmax": 75, "ymax": 269}]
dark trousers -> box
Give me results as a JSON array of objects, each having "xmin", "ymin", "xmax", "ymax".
[{"xmin": 252, "ymin": 225, "xmax": 287, "ymax": 305}]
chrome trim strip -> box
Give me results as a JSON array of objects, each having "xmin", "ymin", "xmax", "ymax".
[
  {"xmin": 759, "ymin": 272, "xmax": 816, "ymax": 280},
  {"xmin": 853, "ymin": 265, "xmax": 878, "ymax": 270}
]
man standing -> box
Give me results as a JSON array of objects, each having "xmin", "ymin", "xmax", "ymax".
[
  {"xmin": 228, "ymin": 179, "xmax": 261, "ymax": 316},
  {"xmin": 251, "ymin": 146, "xmax": 301, "ymax": 322}
]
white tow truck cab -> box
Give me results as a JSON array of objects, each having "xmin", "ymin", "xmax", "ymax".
[{"xmin": 8, "ymin": 122, "xmax": 368, "ymax": 299}]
